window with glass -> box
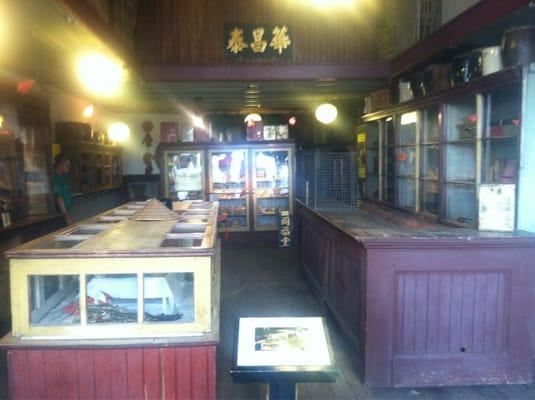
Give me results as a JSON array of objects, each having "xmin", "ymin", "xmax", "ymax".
[
  {"xmin": 443, "ymin": 96, "xmax": 478, "ymax": 226},
  {"xmin": 208, "ymin": 149, "xmax": 249, "ymax": 231},
  {"xmin": 0, "ymin": 105, "xmax": 53, "ymax": 225},
  {"xmin": 29, "ymin": 275, "xmax": 80, "ymax": 326},
  {"xmin": 143, "ymin": 272, "xmax": 194, "ymax": 324},
  {"xmin": 395, "ymin": 112, "xmax": 418, "ymax": 211},
  {"xmin": 253, "ymin": 149, "xmax": 291, "ymax": 230},
  {"xmin": 420, "ymin": 106, "xmax": 440, "ymax": 215},
  {"xmin": 363, "ymin": 122, "xmax": 380, "ymax": 200},
  {"xmin": 164, "ymin": 150, "xmax": 204, "ymax": 200},
  {"xmin": 381, "ymin": 117, "xmax": 395, "ymax": 204},
  {"xmin": 482, "ymin": 84, "xmax": 520, "ymax": 184}
]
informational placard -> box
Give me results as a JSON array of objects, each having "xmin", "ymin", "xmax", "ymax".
[
  {"xmin": 478, "ymin": 184, "xmax": 515, "ymax": 231},
  {"xmin": 236, "ymin": 317, "xmax": 332, "ymax": 367}
]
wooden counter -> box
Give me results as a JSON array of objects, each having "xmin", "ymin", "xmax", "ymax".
[
  {"xmin": 296, "ymin": 200, "xmax": 535, "ymax": 387},
  {"xmin": 1, "ymin": 200, "xmax": 220, "ymax": 399}
]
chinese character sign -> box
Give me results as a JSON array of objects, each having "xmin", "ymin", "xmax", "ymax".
[
  {"xmin": 224, "ymin": 24, "xmax": 293, "ymax": 59},
  {"xmin": 278, "ymin": 210, "xmax": 292, "ymax": 247}
]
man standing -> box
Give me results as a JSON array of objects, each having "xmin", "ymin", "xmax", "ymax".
[{"xmin": 53, "ymin": 154, "xmax": 73, "ymax": 225}]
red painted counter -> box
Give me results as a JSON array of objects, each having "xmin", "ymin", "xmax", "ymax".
[
  {"xmin": 297, "ymin": 200, "xmax": 535, "ymax": 387},
  {"xmin": 7, "ymin": 345, "xmax": 215, "ymax": 399}
]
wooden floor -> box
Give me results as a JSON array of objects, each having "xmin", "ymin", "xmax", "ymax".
[
  {"xmin": 1, "ymin": 246, "xmax": 534, "ymax": 399},
  {"xmin": 216, "ymin": 246, "xmax": 535, "ymax": 400}
]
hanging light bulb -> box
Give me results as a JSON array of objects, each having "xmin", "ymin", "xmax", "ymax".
[
  {"xmin": 78, "ymin": 53, "xmax": 124, "ymax": 96},
  {"xmin": 315, "ymin": 103, "xmax": 337, "ymax": 124},
  {"xmin": 82, "ymin": 104, "xmax": 94, "ymax": 119},
  {"xmin": 244, "ymin": 113, "xmax": 262, "ymax": 126},
  {"xmin": 108, "ymin": 122, "xmax": 130, "ymax": 142}
]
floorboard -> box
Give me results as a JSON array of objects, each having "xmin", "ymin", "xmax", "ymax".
[
  {"xmin": 216, "ymin": 247, "xmax": 535, "ymax": 400},
  {"xmin": 0, "ymin": 246, "xmax": 534, "ymax": 399}
]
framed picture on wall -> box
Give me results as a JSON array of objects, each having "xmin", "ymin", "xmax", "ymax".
[{"xmin": 160, "ymin": 122, "xmax": 179, "ymax": 143}]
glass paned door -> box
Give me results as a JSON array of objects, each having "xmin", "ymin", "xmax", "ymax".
[
  {"xmin": 364, "ymin": 122, "xmax": 380, "ymax": 200},
  {"xmin": 164, "ymin": 150, "xmax": 204, "ymax": 201},
  {"xmin": 252, "ymin": 148, "xmax": 292, "ymax": 231},
  {"xmin": 208, "ymin": 149, "xmax": 249, "ymax": 231},
  {"xmin": 443, "ymin": 96, "xmax": 478, "ymax": 226},
  {"xmin": 381, "ymin": 117, "xmax": 395, "ymax": 204},
  {"xmin": 395, "ymin": 112, "xmax": 418, "ymax": 211},
  {"xmin": 482, "ymin": 84, "xmax": 520, "ymax": 184},
  {"xmin": 420, "ymin": 107, "xmax": 440, "ymax": 215}
]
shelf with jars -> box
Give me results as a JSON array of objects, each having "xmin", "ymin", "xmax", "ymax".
[{"xmin": 360, "ymin": 65, "xmax": 534, "ymax": 231}]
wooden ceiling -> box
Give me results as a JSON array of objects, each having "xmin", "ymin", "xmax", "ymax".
[{"xmin": 2, "ymin": 0, "xmax": 391, "ymax": 115}]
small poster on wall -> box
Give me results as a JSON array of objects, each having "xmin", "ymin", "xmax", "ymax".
[
  {"xmin": 160, "ymin": 122, "xmax": 179, "ymax": 143},
  {"xmin": 478, "ymin": 184, "xmax": 515, "ymax": 231}
]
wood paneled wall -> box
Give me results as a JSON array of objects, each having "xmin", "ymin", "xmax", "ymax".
[
  {"xmin": 136, "ymin": 0, "xmax": 381, "ymax": 65},
  {"xmin": 8, "ymin": 345, "xmax": 216, "ymax": 400}
]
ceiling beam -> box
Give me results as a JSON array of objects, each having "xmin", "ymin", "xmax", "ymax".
[
  {"xmin": 143, "ymin": 63, "xmax": 390, "ymax": 82},
  {"xmin": 391, "ymin": 0, "xmax": 531, "ymax": 77}
]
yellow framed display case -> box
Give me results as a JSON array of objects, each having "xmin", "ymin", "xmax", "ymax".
[{"xmin": 5, "ymin": 200, "xmax": 220, "ymax": 344}]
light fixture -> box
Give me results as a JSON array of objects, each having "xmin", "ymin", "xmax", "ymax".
[
  {"xmin": 192, "ymin": 114, "xmax": 205, "ymax": 129},
  {"xmin": 82, "ymin": 104, "xmax": 94, "ymax": 119},
  {"xmin": 108, "ymin": 122, "xmax": 130, "ymax": 142},
  {"xmin": 313, "ymin": 0, "xmax": 352, "ymax": 8},
  {"xmin": 315, "ymin": 103, "xmax": 337, "ymax": 124},
  {"xmin": 288, "ymin": 116, "xmax": 297, "ymax": 126},
  {"xmin": 78, "ymin": 53, "xmax": 124, "ymax": 96},
  {"xmin": 244, "ymin": 113, "xmax": 262, "ymax": 124},
  {"xmin": 400, "ymin": 111, "xmax": 417, "ymax": 125}
]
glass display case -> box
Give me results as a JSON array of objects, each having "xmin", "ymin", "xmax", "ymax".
[
  {"xmin": 59, "ymin": 143, "xmax": 122, "ymax": 194},
  {"xmin": 395, "ymin": 112, "xmax": 418, "ymax": 211},
  {"xmin": 158, "ymin": 142, "xmax": 295, "ymax": 233},
  {"xmin": 382, "ymin": 117, "xmax": 395, "ymax": 204},
  {"xmin": 1, "ymin": 118, "xmax": 53, "ymax": 222},
  {"xmin": 7, "ymin": 200, "xmax": 219, "ymax": 340},
  {"xmin": 252, "ymin": 148, "xmax": 293, "ymax": 231},
  {"xmin": 363, "ymin": 122, "xmax": 379, "ymax": 200},
  {"xmin": 420, "ymin": 106, "xmax": 440, "ymax": 215},
  {"xmin": 361, "ymin": 67, "xmax": 528, "ymax": 230},
  {"xmin": 163, "ymin": 149, "xmax": 204, "ymax": 201},
  {"xmin": 482, "ymin": 84, "xmax": 520, "ymax": 185},
  {"xmin": 208, "ymin": 149, "xmax": 249, "ymax": 231},
  {"xmin": 443, "ymin": 96, "xmax": 479, "ymax": 225}
]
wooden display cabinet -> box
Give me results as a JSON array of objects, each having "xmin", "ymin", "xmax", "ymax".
[
  {"xmin": 297, "ymin": 200, "xmax": 535, "ymax": 387},
  {"xmin": 59, "ymin": 142, "xmax": 123, "ymax": 194},
  {"xmin": 1, "ymin": 200, "xmax": 220, "ymax": 399},
  {"xmin": 361, "ymin": 66, "xmax": 532, "ymax": 230},
  {"xmin": 6, "ymin": 200, "xmax": 219, "ymax": 341},
  {"xmin": 157, "ymin": 142, "xmax": 295, "ymax": 233}
]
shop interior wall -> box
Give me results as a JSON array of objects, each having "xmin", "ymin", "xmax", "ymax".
[{"xmin": 135, "ymin": 0, "xmax": 380, "ymax": 65}]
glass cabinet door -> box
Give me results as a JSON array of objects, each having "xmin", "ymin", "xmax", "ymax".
[
  {"xmin": 395, "ymin": 112, "xmax": 418, "ymax": 211},
  {"xmin": 363, "ymin": 122, "xmax": 380, "ymax": 200},
  {"xmin": 420, "ymin": 106, "xmax": 440, "ymax": 215},
  {"xmin": 443, "ymin": 96, "xmax": 478, "ymax": 226},
  {"xmin": 208, "ymin": 149, "xmax": 249, "ymax": 231},
  {"xmin": 164, "ymin": 150, "xmax": 204, "ymax": 201},
  {"xmin": 381, "ymin": 117, "xmax": 395, "ymax": 204},
  {"xmin": 482, "ymin": 84, "xmax": 520, "ymax": 184},
  {"xmin": 252, "ymin": 148, "xmax": 292, "ymax": 231}
]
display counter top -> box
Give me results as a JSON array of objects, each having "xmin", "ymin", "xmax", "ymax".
[
  {"xmin": 6, "ymin": 199, "xmax": 218, "ymax": 258},
  {"xmin": 298, "ymin": 200, "xmax": 535, "ymax": 246}
]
